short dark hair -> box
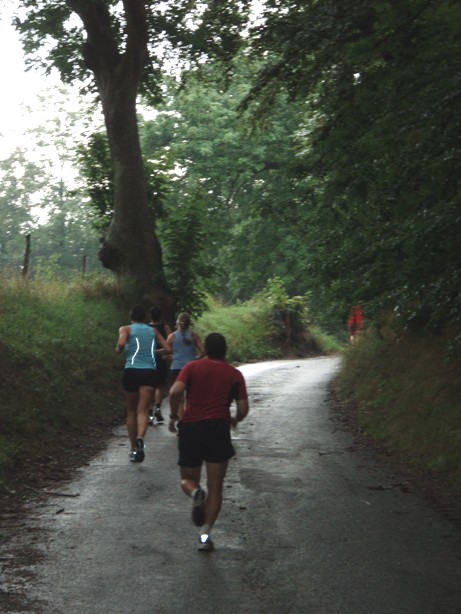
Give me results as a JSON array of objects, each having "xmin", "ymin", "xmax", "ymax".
[
  {"xmin": 205, "ymin": 332, "xmax": 227, "ymax": 359},
  {"xmin": 130, "ymin": 304, "xmax": 146, "ymax": 322},
  {"xmin": 150, "ymin": 305, "xmax": 162, "ymax": 321}
]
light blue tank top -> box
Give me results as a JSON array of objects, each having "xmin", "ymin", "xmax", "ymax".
[
  {"xmin": 171, "ymin": 330, "xmax": 197, "ymax": 370},
  {"xmin": 124, "ymin": 322, "xmax": 157, "ymax": 370}
]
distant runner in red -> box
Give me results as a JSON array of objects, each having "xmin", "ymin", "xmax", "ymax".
[
  {"xmin": 348, "ymin": 305, "xmax": 363, "ymax": 344},
  {"xmin": 168, "ymin": 332, "xmax": 249, "ymax": 551}
]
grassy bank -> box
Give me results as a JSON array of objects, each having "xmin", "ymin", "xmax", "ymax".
[
  {"xmin": 195, "ymin": 299, "xmax": 338, "ymax": 362},
  {"xmin": 336, "ymin": 324, "xmax": 461, "ymax": 496},
  {"xmin": 0, "ymin": 276, "xmax": 126, "ymax": 492}
]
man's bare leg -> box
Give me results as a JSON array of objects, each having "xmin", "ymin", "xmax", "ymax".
[
  {"xmin": 180, "ymin": 461, "xmax": 228, "ymax": 525},
  {"xmin": 180, "ymin": 465, "xmax": 202, "ymax": 497},
  {"xmin": 203, "ymin": 461, "xmax": 228, "ymax": 528}
]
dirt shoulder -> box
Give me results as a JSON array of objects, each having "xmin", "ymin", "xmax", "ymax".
[
  {"xmin": 0, "ymin": 418, "xmax": 125, "ymax": 612},
  {"xmin": 330, "ymin": 384, "xmax": 461, "ymax": 530},
  {"xmin": 0, "ymin": 419, "xmax": 122, "ymax": 521}
]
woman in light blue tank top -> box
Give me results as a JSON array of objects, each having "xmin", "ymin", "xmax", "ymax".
[
  {"xmin": 124, "ymin": 321, "xmax": 157, "ymax": 370},
  {"xmin": 171, "ymin": 328, "xmax": 198, "ymax": 370},
  {"xmin": 166, "ymin": 312, "xmax": 205, "ymax": 419},
  {"xmin": 168, "ymin": 312, "xmax": 205, "ymax": 374},
  {"xmin": 116, "ymin": 305, "xmax": 170, "ymax": 462}
]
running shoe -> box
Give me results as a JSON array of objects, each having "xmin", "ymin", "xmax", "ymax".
[
  {"xmin": 154, "ymin": 408, "xmax": 165, "ymax": 423},
  {"xmin": 148, "ymin": 414, "xmax": 154, "ymax": 426},
  {"xmin": 197, "ymin": 534, "xmax": 214, "ymax": 551},
  {"xmin": 135, "ymin": 438, "xmax": 145, "ymax": 463},
  {"xmin": 129, "ymin": 451, "xmax": 137, "ymax": 462},
  {"xmin": 192, "ymin": 487, "xmax": 206, "ymax": 526}
]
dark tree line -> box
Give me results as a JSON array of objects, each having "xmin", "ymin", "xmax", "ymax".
[{"xmin": 245, "ymin": 0, "xmax": 461, "ymax": 329}]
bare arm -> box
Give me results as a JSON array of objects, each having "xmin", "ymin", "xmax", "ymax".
[
  {"xmin": 230, "ymin": 398, "xmax": 249, "ymax": 428},
  {"xmin": 115, "ymin": 325, "xmax": 130, "ymax": 353},
  {"xmin": 154, "ymin": 329, "xmax": 171, "ymax": 354},
  {"xmin": 192, "ymin": 332, "xmax": 205, "ymax": 358},
  {"xmin": 168, "ymin": 380, "xmax": 186, "ymax": 432},
  {"xmin": 164, "ymin": 331, "xmax": 175, "ymax": 355}
]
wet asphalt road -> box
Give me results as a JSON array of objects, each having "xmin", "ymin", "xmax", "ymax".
[{"xmin": 2, "ymin": 356, "xmax": 461, "ymax": 613}]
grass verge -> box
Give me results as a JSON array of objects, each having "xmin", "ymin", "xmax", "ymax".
[
  {"xmin": 0, "ymin": 276, "xmax": 127, "ymax": 498},
  {"xmin": 335, "ymin": 324, "xmax": 461, "ymax": 499}
]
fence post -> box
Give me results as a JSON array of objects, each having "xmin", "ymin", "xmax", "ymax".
[{"xmin": 22, "ymin": 234, "xmax": 31, "ymax": 278}]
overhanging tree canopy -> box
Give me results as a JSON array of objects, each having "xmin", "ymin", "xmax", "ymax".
[{"xmin": 246, "ymin": 0, "xmax": 461, "ymax": 328}]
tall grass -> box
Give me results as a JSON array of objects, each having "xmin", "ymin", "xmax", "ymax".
[
  {"xmin": 195, "ymin": 287, "xmax": 342, "ymax": 363},
  {"xmin": 336, "ymin": 325, "xmax": 461, "ymax": 489},
  {"xmin": 195, "ymin": 299, "xmax": 279, "ymax": 362},
  {"xmin": 0, "ymin": 275, "xmax": 127, "ymax": 486}
]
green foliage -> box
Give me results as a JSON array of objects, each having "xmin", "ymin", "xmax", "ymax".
[
  {"xmin": 247, "ymin": 0, "xmax": 461, "ymax": 330},
  {"xmin": 257, "ymin": 276, "xmax": 308, "ymax": 340},
  {"xmin": 34, "ymin": 254, "xmax": 62, "ymax": 281},
  {"xmin": 159, "ymin": 187, "xmax": 218, "ymax": 319},
  {"xmin": 196, "ymin": 299, "xmax": 279, "ymax": 363},
  {"xmin": 75, "ymin": 129, "xmax": 169, "ymax": 235},
  {"xmin": 75, "ymin": 133, "xmax": 115, "ymax": 234},
  {"xmin": 0, "ymin": 147, "xmax": 101, "ymax": 280},
  {"xmin": 0, "ymin": 276, "xmax": 120, "ymax": 354},
  {"xmin": 139, "ymin": 67, "xmax": 315, "ymax": 309},
  {"xmin": 196, "ymin": 279, "xmax": 326, "ymax": 362},
  {"xmin": 14, "ymin": 1, "xmax": 255, "ymax": 297},
  {"xmin": 0, "ymin": 85, "xmax": 103, "ymax": 281},
  {"xmin": 16, "ymin": 1, "xmax": 253, "ymax": 97},
  {"xmin": 309, "ymin": 326, "xmax": 343, "ymax": 354}
]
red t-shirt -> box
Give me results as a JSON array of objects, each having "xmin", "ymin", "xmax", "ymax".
[
  {"xmin": 348, "ymin": 306, "xmax": 363, "ymax": 332},
  {"xmin": 177, "ymin": 358, "xmax": 248, "ymax": 423}
]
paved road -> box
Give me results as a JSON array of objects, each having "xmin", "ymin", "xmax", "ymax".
[{"xmin": 2, "ymin": 357, "xmax": 461, "ymax": 613}]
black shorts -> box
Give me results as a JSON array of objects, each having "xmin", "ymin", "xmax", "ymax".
[
  {"xmin": 122, "ymin": 368, "xmax": 158, "ymax": 393},
  {"xmin": 170, "ymin": 369, "xmax": 181, "ymax": 383},
  {"xmin": 177, "ymin": 419, "xmax": 235, "ymax": 467},
  {"xmin": 155, "ymin": 357, "xmax": 169, "ymax": 385}
]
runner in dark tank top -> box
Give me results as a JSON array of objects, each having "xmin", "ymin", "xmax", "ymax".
[{"xmin": 148, "ymin": 305, "xmax": 172, "ymax": 424}]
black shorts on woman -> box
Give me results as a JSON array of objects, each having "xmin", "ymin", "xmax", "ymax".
[
  {"xmin": 122, "ymin": 368, "xmax": 159, "ymax": 393},
  {"xmin": 177, "ymin": 419, "xmax": 235, "ymax": 467}
]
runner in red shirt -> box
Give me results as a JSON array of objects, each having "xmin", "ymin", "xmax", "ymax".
[
  {"xmin": 348, "ymin": 305, "xmax": 363, "ymax": 344},
  {"xmin": 168, "ymin": 332, "xmax": 249, "ymax": 551}
]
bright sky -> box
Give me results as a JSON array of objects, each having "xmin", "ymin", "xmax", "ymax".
[
  {"xmin": 0, "ymin": 5, "xmax": 56, "ymax": 157},
  {"xmin": 0, "ymin": 1, "xmax": 265, "ymax": 161},
  {"xmin": 0, "ymin": 2, "xmax": 105, "ymax": 196}
]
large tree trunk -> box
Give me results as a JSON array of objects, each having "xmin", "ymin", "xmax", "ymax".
[
  {"xmin": 70, "ymin": 0, "xmax": 174, "ymax": 306},
  {"xmin": 98, "ymin": 81, "xmax": 166, "ymax": 297}
]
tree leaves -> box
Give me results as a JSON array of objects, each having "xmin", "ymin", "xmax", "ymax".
[{"xmin": 247, "ymin": 0, "xmax": 461, "ymax": 328}]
